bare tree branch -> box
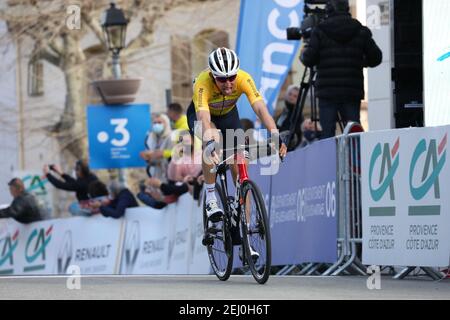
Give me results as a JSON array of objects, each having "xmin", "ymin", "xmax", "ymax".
[
  {"xmin": 81, "ymin": 10, "xmax": 106, "ymax": 47},
  {"xmin": 38, "ymin": 48, "xmax": 61, "ymax": 67},
  {"xmin": 48, "ymin": 39, "xmax": 63, "ymax": 57}
]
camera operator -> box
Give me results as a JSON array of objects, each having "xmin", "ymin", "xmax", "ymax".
[{"xmin": 300, "ymin": 0, "xmax": 382, "ymax": 139}]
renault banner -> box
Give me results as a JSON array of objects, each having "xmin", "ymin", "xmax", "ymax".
[{"xmin": 0, "ymin": 215, "xmax": 123, "ymax": 275}]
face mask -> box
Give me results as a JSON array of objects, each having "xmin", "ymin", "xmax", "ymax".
[
  {"xmin": 304, "ymin": 130, "xmax": 317, "ymax": 142},
  {"xmin": 285, "ymin": 101, "xmax": 295, "ymax": 111},
  {"xmin": 153, "ymin": 123, "xmax": 164, "ymax": 135}
]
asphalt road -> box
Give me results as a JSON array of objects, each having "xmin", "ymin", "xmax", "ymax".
[{"xmin": 0, "ymin": 275, "xmax": 449, "ymax": 300}]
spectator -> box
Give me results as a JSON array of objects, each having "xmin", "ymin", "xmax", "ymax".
[
  {"xmin": 300, "ymin": 0, "xmax": 382, "ymax": 139},
  {"xmin": 86, "ymin": 180, "xmax": 110, "ymax": 215},
  {"xmin": 140, "ymin": 113, "xmax": 173, "ymax": 181},
  {"xmin": 141, "ymin": 132, "xmax": 202, "ymax": 207},
  {"xmin": 0, "ymin": 178, "xmax": 43, "ymax": 223},
  {"xmin": 43, "ymin": 160, "xmax": 98, "ymax": 216},
  {"xmin": 299, "ymin": 118, "xmax": 322, "ymax": 148},
  {"xmin": 93, "ymin": 181, "xmax": 138, "ymax": 219},
  {"xmin": 137, "ymin": 179, "xmax": 167, "ymax": 209},
  {"xmin": 167, "ymin": 102, "xmax": 189, "ymax": 131},
  {"xmin": 275, "ymin": 85, "xmax": 300, "ymax": 133}
]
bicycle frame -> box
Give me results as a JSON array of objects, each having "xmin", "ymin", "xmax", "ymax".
[
  {"xmin": 215, "ymin": 151, "xmax": 250, "ymax": 264},
  {"xmin": 207, "ymin": 141, "xmax": 277, "ymax": 283}
]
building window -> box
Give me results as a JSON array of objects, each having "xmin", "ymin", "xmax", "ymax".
[
  {"xmin": 171, "ymin": 35, "xmax": 193, "ymax": 109},
  {"xmin": 192, "ymin": 29, "xmax": 229, "ymax": 77}
]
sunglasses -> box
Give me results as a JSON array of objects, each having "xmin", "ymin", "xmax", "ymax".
[{"xmin": 215, "ymin": 74, "xmax": 237, "ymax": 83}]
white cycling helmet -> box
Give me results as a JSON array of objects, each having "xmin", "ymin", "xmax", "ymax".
[{"xmin": 208, "ymin": 47, "xmax": 240, "ymax": 78}]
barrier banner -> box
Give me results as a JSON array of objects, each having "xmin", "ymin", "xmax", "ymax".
[
  {"xmin": 185, "ymin": 196, "xmax": 210, "ymax": 274},
  {"xmin": 0, "ymin": 216, "xmax": 123, "ymax": 275},
  {"xmin": 120, "ymin": 208, "xmax": 171, "ymax": 274},
  {"xmin": 361, "ymin": 126, "xmax": 450, "ymax": 267},
  {"xmin": 120, "ymin": 194, "xmax": 210, "ymax": 275},
  {"xmin": 166, "ymin": 197, "xmax": 190, "ymax": 274},
  {"xmin": 270, "ymin": 139, "xmax": 338, "ymax": 265},
  {"xmin": 0, "ymin": 218, "xmax": 62, "ymax": 275},
  {"xmin": 54, "ymin": 216, "xmax": 123, "ymax": 275}
]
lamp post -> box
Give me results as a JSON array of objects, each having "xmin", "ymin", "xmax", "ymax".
[
  {"xmin": 102, "ymin": 2, "xmax": 128, "ymax": 78},
  {"xmin": 102, "ymin": 2, "xmax": 128, "ymax": 183}
]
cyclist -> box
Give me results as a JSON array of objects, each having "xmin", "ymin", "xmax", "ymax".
[{"xmin": 187, "ymin": 47, "xmax": 287, "ymax": 255}]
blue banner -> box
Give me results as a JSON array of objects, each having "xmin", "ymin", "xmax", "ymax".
[
  {"xmin": 236, "ymin": 0, "xmax": 304, "ymax": 121},
  {"xmin": 270, "ymin": 139, "xmax": 338, "ymax": 265},
  {"xmin": 228, "ymin": 139, "xmax": 337, "ymax": 268},
  {"xmin": 87, "ymin": 104, "xmax": 151, "ymax": 169}
]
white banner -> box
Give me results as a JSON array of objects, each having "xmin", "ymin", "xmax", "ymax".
[
  {"xmin": 120, "ymin": 207, "xmax": 171, "ymax": 274},
  {"xmin": 0, "ymin": 215, "xmax": 123, "ymax": 275},
  {"xmin": 361, "ymin": 126, "xmax": 450, "ymax": 267},
  {"xmin": 1, "ymin": 194, "xmax": 210, "ymax": 275},
  {"xmin": 120, "ymin": 194, "xmax": 210, "ymax": 275},
  {"xmin": 0, "ymin": 219, "xmax": 63, "ymax": 275},
  {"xmin": 186, "ymin": 197, "xmax": 210, "ymax": 274},
  {"xmin": 53, "ymin": 216, "xmax": 123, "ymax": 275}
]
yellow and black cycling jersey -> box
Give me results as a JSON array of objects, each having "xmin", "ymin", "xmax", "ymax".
[{"xmin": 192, "ymin": 69, "xmax": 263, "ymax": 117}]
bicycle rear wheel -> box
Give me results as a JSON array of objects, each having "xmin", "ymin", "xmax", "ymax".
[
  {"xmin": 240, "ymin": 180, "xmax": 271, "ymax": 284},
  {"xmin": 202, "ymin": 183, "xmax": 233, "ymax": 281}
]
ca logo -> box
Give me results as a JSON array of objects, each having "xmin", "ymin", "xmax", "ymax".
[{"xmin": 369, "ymin": 138, "xmax": 400, "ymax": 202}]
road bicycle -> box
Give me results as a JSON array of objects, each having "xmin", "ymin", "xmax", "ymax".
[{"xmin": 202, "ymin": 140, "xmax": 282, "ymax": 284}]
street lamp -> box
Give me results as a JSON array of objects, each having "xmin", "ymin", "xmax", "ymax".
[
  {"xmin": 101, "ymin": 3, "xmax": 129, "ymax": 184},
  {"xmin": 101, "ymin": 2, "xmax": 128, "ymax": 79}
]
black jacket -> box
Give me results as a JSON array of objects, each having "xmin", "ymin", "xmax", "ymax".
[
  {"xmin": 0, "ymin": 192, "xmax": 43, "ymax": 224},
  {"xmin": 301, "ymin": 12, "xmax": 382, "ymax": 101},
  {"xmin": 46, "ymin": 173, "xmax": 98, "ymax": 201},
  {"xmin": 100, "ymin": 189, "xmax": 138, "ymax": 219}
]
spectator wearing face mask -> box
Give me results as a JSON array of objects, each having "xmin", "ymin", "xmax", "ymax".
[
  {"xmin": 140, "ymin": 113, "xmax": 174, "ymax": 181},
  {"xmin": 299, "ymin": 118, "xmax": 322, "ymax": 148},
  {"xmin": 275, "ymin": 85, "xmax": 302, "ymax": 150},
  {"xmin": 275, "ymin": 85, "xmax": 300, "ymax": 132}
]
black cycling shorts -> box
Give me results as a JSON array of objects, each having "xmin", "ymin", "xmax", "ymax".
[{"xmin": 187, "ymin": 100, "xmax": 243, "ymax": 152}]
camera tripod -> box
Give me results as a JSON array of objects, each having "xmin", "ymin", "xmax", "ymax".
[{"xmin": 286, "ymin": 66, "xmax": 344, "ymax": 149}]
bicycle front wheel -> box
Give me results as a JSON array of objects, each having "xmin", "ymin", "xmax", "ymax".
[
  {"xmin": 241, "ymin": 180, "xmax": 272, "ymax": 284},
  {"xmin": 202, "ymin": 183, "xmax": 233, "ymax": 281}
]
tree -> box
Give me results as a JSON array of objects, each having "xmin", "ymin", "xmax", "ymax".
[{"xmin": 1, "ymin": 0, "xmax": 216, "ymax": 160}]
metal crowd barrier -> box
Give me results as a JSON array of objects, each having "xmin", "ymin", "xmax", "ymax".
[
  {"xmin": 322, "ymin": 123, "xmax": 366, "ymax": 276},
  {"xmin": 323, "ymin": 123, "xmax": 443, "ymax": 280},
  {"xmin": 277, "ymin": 123, "xmax": 445, "ymax": 279}
]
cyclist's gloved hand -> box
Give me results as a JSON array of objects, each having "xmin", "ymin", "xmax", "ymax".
[
  {"xmin": 270, "ymin": 132, "xmax": 287, "ymax": 161},
  {"xmin": 204, "ymin": 139, "xmax": 220, "ymax": 165},
  {"xmin": 204, "ymin": 139, "xmax": 216, "ymax": 155}
]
